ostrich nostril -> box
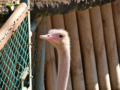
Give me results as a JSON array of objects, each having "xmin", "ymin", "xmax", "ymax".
[{"xmin": 47, "ymin": 34, "xmax": 50, "ymax": 37}]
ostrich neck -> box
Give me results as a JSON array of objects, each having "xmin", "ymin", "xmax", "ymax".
[{"xmin": 56, "ymin": 46, "xmax": 70, "ymax": 90}]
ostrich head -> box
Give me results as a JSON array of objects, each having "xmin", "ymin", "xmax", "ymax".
[{"xmin": 40, "ymin": 29, "xmax": 70, "ymax": 49}]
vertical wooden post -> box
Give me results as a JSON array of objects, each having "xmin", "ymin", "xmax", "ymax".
[
  {"xmin": 51, "ymin": 15, "xmax": 65, "ymax": 29},
  {"xmin": 45, "ymin": 16, "xmax": 57, "ymax": 90},
  {"xmin": 101, "ymin": 3, "xmax": 120, "ymax": 90},
  {"xmin": 89, "ymin": 6, "xmax": 111, "ymax": 90},
  {"xmin": 77, "ymin": 9, "xmax": 99, "ymax": 90},
  {"xmin": 51, "ymin": 15, "xmax": 65, "ymax": 67},
  {"xmin": 64, "ymin": 11, "xmax": 85, "ymax": 90},
  {"xmin": 112, "ymin": 0, "xmax": 120, "ymax": 61},
  {"xmin": 51, "ymin": 15, "xmax": 73, "ymax": 90},
  {"xmin": 35, "ymin": 17, "xmax": 47, "ymax": 90}
]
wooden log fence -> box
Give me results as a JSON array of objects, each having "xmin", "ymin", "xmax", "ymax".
[{"xmin": 44, "ymin": 0, "xmax": 120, "ymax": 90}]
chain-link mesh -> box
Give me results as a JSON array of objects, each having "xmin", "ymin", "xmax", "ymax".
[{"xmin": 0, "ymin": 16, "xmax": 37, "ymax": 90}]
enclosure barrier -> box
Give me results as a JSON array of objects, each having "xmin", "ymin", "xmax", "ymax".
[
  {"xmin": 0, "ymin": 3, "xmax": 35, "ymax": 90},
  {"xmin": 0, "ymin": 3, "xmax": 28, "ymax": 50}
]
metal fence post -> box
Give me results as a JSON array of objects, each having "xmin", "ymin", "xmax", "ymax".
[{"xmin": 35, "ymin": 17, "xmax": 47, "ymax": 90}]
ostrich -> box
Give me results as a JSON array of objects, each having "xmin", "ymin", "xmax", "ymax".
[{"xmin": 40, "ymin": 29, "xmax": 70, "ymax": 90}]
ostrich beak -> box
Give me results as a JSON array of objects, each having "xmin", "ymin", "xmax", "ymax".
[
  {"xmin": 40, "ymin": 34, "xmax": 51, "ymax": 40},
  {"xmin": 40, "ymin": 34, "xmax": 61, "ymax": 42}
]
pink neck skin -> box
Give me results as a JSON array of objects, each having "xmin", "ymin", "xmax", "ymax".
[{"xmin": 56, "ymin": 46, "xmax": 70, "ymax": 90}]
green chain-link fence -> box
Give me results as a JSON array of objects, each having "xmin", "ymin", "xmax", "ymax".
[{"xmin": 0, "ymin": 16, "xmax": 37, "ymax": 90}]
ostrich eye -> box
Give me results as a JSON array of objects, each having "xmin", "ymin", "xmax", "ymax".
[{"xmin": 59, "ymin": 34, "xmax": 64, "ymax": 38}]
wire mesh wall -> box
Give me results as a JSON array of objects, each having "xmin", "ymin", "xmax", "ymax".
[{"xmin": 0, "ymin": 16, "xmax": 37, "ymax": 90}]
